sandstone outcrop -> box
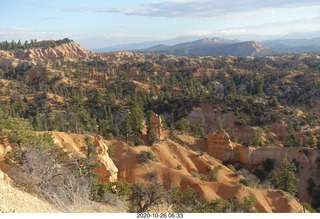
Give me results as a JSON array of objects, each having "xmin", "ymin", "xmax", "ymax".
[
  {"xmin": 11, "ymin": 42, "xmax": 97, "ymax": 61},
  {"xmin": 206, "ymin": 129, "xmax": 320, "ymax": 203},
  {"xmin": 51, "ymin": 132, "xmax": 118, "ymax": 182},
  {"xmin": 207, "ymin": 130, "xmax": 238, "ymax": 161},
  {"xmin": 125, "ymin": 67, "xmax": 149, "ymax": 82},
  {"xmin": 93, "ymin": 135, "xmax": 118, "ymax": 182},
  {"xmin": 149, "ymin": 113, "xmax": 163, "ymax": 141}
]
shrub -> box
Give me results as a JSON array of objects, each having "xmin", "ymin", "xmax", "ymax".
[
  {"xmin": 137, "ymin": 150, "xmax": 157, "ymax": 163},
  {"xmin": 7, "ymin": 140, "xmax": 91, "ymax": 212},
  {"xmin": 90, "ymin": 180, "xmax": 132, "ymax": 202},
  {"xmin": 269, "ymin": 97, "xmax": 280, "ymax": 107},
  {"xmin": 105, "ymin": 133, "xmax": 114, "ymax": 140},
  {"xmin": 222, "ymin": 196, "xmax": 256, "ymax": 213},
  {"xmin": 149, "ymin": 131, "xmax": 158, "ymax": 144},
  {"xmin": 237, "ymin": 169, "xmax": 261, "ymax": 188},
  {"xmin": 301, "ymin": 202, "xmax": 317, "ymax": 213},
  {"xmin": 129, "ymin": 181, "xmax": 165, "ymax": 212},
  {"xmin": 101, "ymin": 193, "xmax": 127, "ymax": 211},
  {"xmin": 199, "ymin": 173, "xmax": 208, "ymax": 181},
  {"xmin": 149, "ymin": 171, "xmax": 159, "ymax": 182},
  {"xmin": 134, "ymin": 138, "xmax": 145, "ymax": 146},
  {"xmin": 192, "ymin": 196, "xmax": 256, "ymax": 213},
  {"xmin": 174, "ymin": 118, "xmax": 189, "ymax": 132},
  {"xmin": 227, "ymin": 164, "xmax": 237, "ymax": 173},
  {"xmin": 209, "ymin": 165, "xmax": 222, "ymax": 182},
  {"xmin": 177, "ymin": 164, "xmax": 182, "ymax": 170},
  {"xmin": 167, "ymin": 186, "xmax": 199, "ymax": 213}
]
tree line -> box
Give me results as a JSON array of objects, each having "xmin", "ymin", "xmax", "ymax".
[{"xmin": 0, "ymin": 38, "xmax": 73, "ymax": 50}]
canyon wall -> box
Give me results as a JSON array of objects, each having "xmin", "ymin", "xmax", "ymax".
[{"xmin": 207, "ymin": 129, "xmax": 320, "ymax": 203}]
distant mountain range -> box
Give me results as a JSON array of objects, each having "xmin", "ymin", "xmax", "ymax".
[
  {"xmin": 93, "ymin": 37, "xmax": 320, "ymax": 57},
  {"xmin": 134, "ymin": 38, "xmax": 276, "ymax": 57},
  {"xmin": 261, "ymin": 38, "xmax": 320, "ymax": 54}
]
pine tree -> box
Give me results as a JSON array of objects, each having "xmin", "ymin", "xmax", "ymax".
[
  {"xmin": 305, "ymin": 131, "xmax": 316, "ymax": 148},
  {"xmin": 128, "ymin": 102, "xmax": 144, "ymax": 135},
  {"xmin": 32, "ymin": 115, "xmax": 41, "ymax": 131},
  {"xmin": 24, "ymin": 40, "xmax": 29, "ymax": 49},
  {"xmin": 216, "ymin": 116, "xmax": 223, "ymax": 132},
  {"xmin": 272, "ymin": 159, "xmax": 298, "ymax": 196},
  {"xmin": 285, "ymin": 122, "xmax": 297, "ymax": 147},
  {"xmin": 269, "ymin": 97, "xmax": 280, "ymax": 107},
  {"xmin": 250, "ymin": 128, "xmax": 263, "ymax": 146},
  {"xmin": 120, "ymin": 117, "xmax": 131, "ymax": 142}
]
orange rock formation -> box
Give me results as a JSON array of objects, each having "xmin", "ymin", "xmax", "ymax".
[
  {"xmin": 93, "ymin": 135, "xmax": 118, "ymax": 182},
  {"xmin": 149, "ymin": 113, "xmax": 163, "ymax": 141},
  {"xmin": 206, "ymin": 129, "xmax": 320, "ymax": 203}
]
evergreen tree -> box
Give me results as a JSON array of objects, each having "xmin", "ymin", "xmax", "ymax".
[
  {"xmin": 269, "ymin": 97, "xmax": 280, "ymax": 107},
  {"xmin": 128, "ymin": 102, "xmax": 144, "ymax": 135},
  {"xmin": 160, "ymin": 114, "xmax": 167, "ymax": 130},
  {"xmin": 79, "ymin": 136, "xmax": 100, "ymax": 179},
  {"xmin": 250, "ymin": 128, "xmax": 263, "ymax": 146},
  {"xmin": 120, "ymin": 117, "xmax": 131, "ymax": 142},
  {"xmin": 24, "ymin": 40, "xmax": 29, "ymax": 49},
  {"xmin": 285, "ymin": 122, "xmax": 297, "ymax": 147},
  {"xmin": 146, "ymin": 110, "xmax": 155, "ymax": 133},
  {"xmin": 305, "ymin": 131, "xmax": 316, "ymax": 148},
  {"xmin": 174, "ymin": 118, "xmax": 189, "ymax": 132},
  {"xmin": 216, "ymin": 116, "xmax": 223, "ymax": 132},
  {"xmin": 272, "ymin": 159, "xmax": 298, "ymax": 196},
  {"xmin": 32, "ymin": 115, "xmax": 41, "ymax": 131}
]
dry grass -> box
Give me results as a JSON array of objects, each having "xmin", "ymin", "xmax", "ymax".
[{"xmin": 9, "ymin": 142, "xmax": 91, "ymax": 212}]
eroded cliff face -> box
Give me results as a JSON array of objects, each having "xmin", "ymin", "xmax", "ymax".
[
  {"xmin": 207, "ymin": 129, "xmax": 319, "ymax": 167},
  {"xmin": 51, "ymin": 132, "xmax": 118, "ymax": 182},
  {"xmin": 93, "ymin": 135, "xmax": 118, "ymax": 182},
  {"xmin": 207, "ymin": 129, "xmax": 320, "ymax": 203},
  {"xmin": 0, "ymin": 43, "xmax": 146, "ymax": 63},
  {"xmin": 13, "ymin": 42, "xmax": 97, "ymax": 61},
  {"xmin": 207, "ymin": 130, "xmax": 237, "ymax": 161}
]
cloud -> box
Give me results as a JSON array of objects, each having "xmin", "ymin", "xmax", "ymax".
[
  {"xmin": 0, "ymin": 26, "xmax": 71, "ymax": 42},
  {"xmin": 215, "ymin": 16, "xmax": 320, "ymax": 36},
  {"xmin": 64, "ymin": 0, "xmax": 320, "ymax": 19}
]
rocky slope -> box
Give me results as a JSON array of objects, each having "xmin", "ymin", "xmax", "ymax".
[
  {"xmin": 40, "ymin": 132, "xmax": 306, "ymax": 212},
  {"xmin": 0, "ymin": 42, "xmax": 97, "ymax": 61},
  {"xmin": 0, "ymin": 170, "xmax": 58, "ymax": 213}
]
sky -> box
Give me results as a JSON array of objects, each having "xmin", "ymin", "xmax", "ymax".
[{"xmin": 1, "ymin": 0, "xmax": 320, "ymax": 49}]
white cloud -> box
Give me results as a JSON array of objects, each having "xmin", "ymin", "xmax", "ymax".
[
  {"xmin": 64, "ymin": 0, "xmax": 320, "ymax": 19},
  {"xmin": 0, "ymin": 26, "xmax": 71, "ymax": 42},
  {"xmin": 213, "ymin": 16, "xmax": 320, "ymax": 38}
]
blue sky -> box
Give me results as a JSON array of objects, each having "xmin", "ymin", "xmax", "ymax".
[{"xmin": 1, "ymin": 0, "xmax": 320, "ymax": 49}]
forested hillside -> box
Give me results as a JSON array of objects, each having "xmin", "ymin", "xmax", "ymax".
[{"xmin": 0, "ymin": 39, "xmax": 319, "ymax": 213}]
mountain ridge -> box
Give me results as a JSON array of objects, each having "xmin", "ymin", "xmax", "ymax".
[
  {"xmin": 135, "ymin": 38, "xmax": 275, "ymax": 57},
  {"xmin": 93, "ymin": 36, "xmax": 320, "ymax": 56}
]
